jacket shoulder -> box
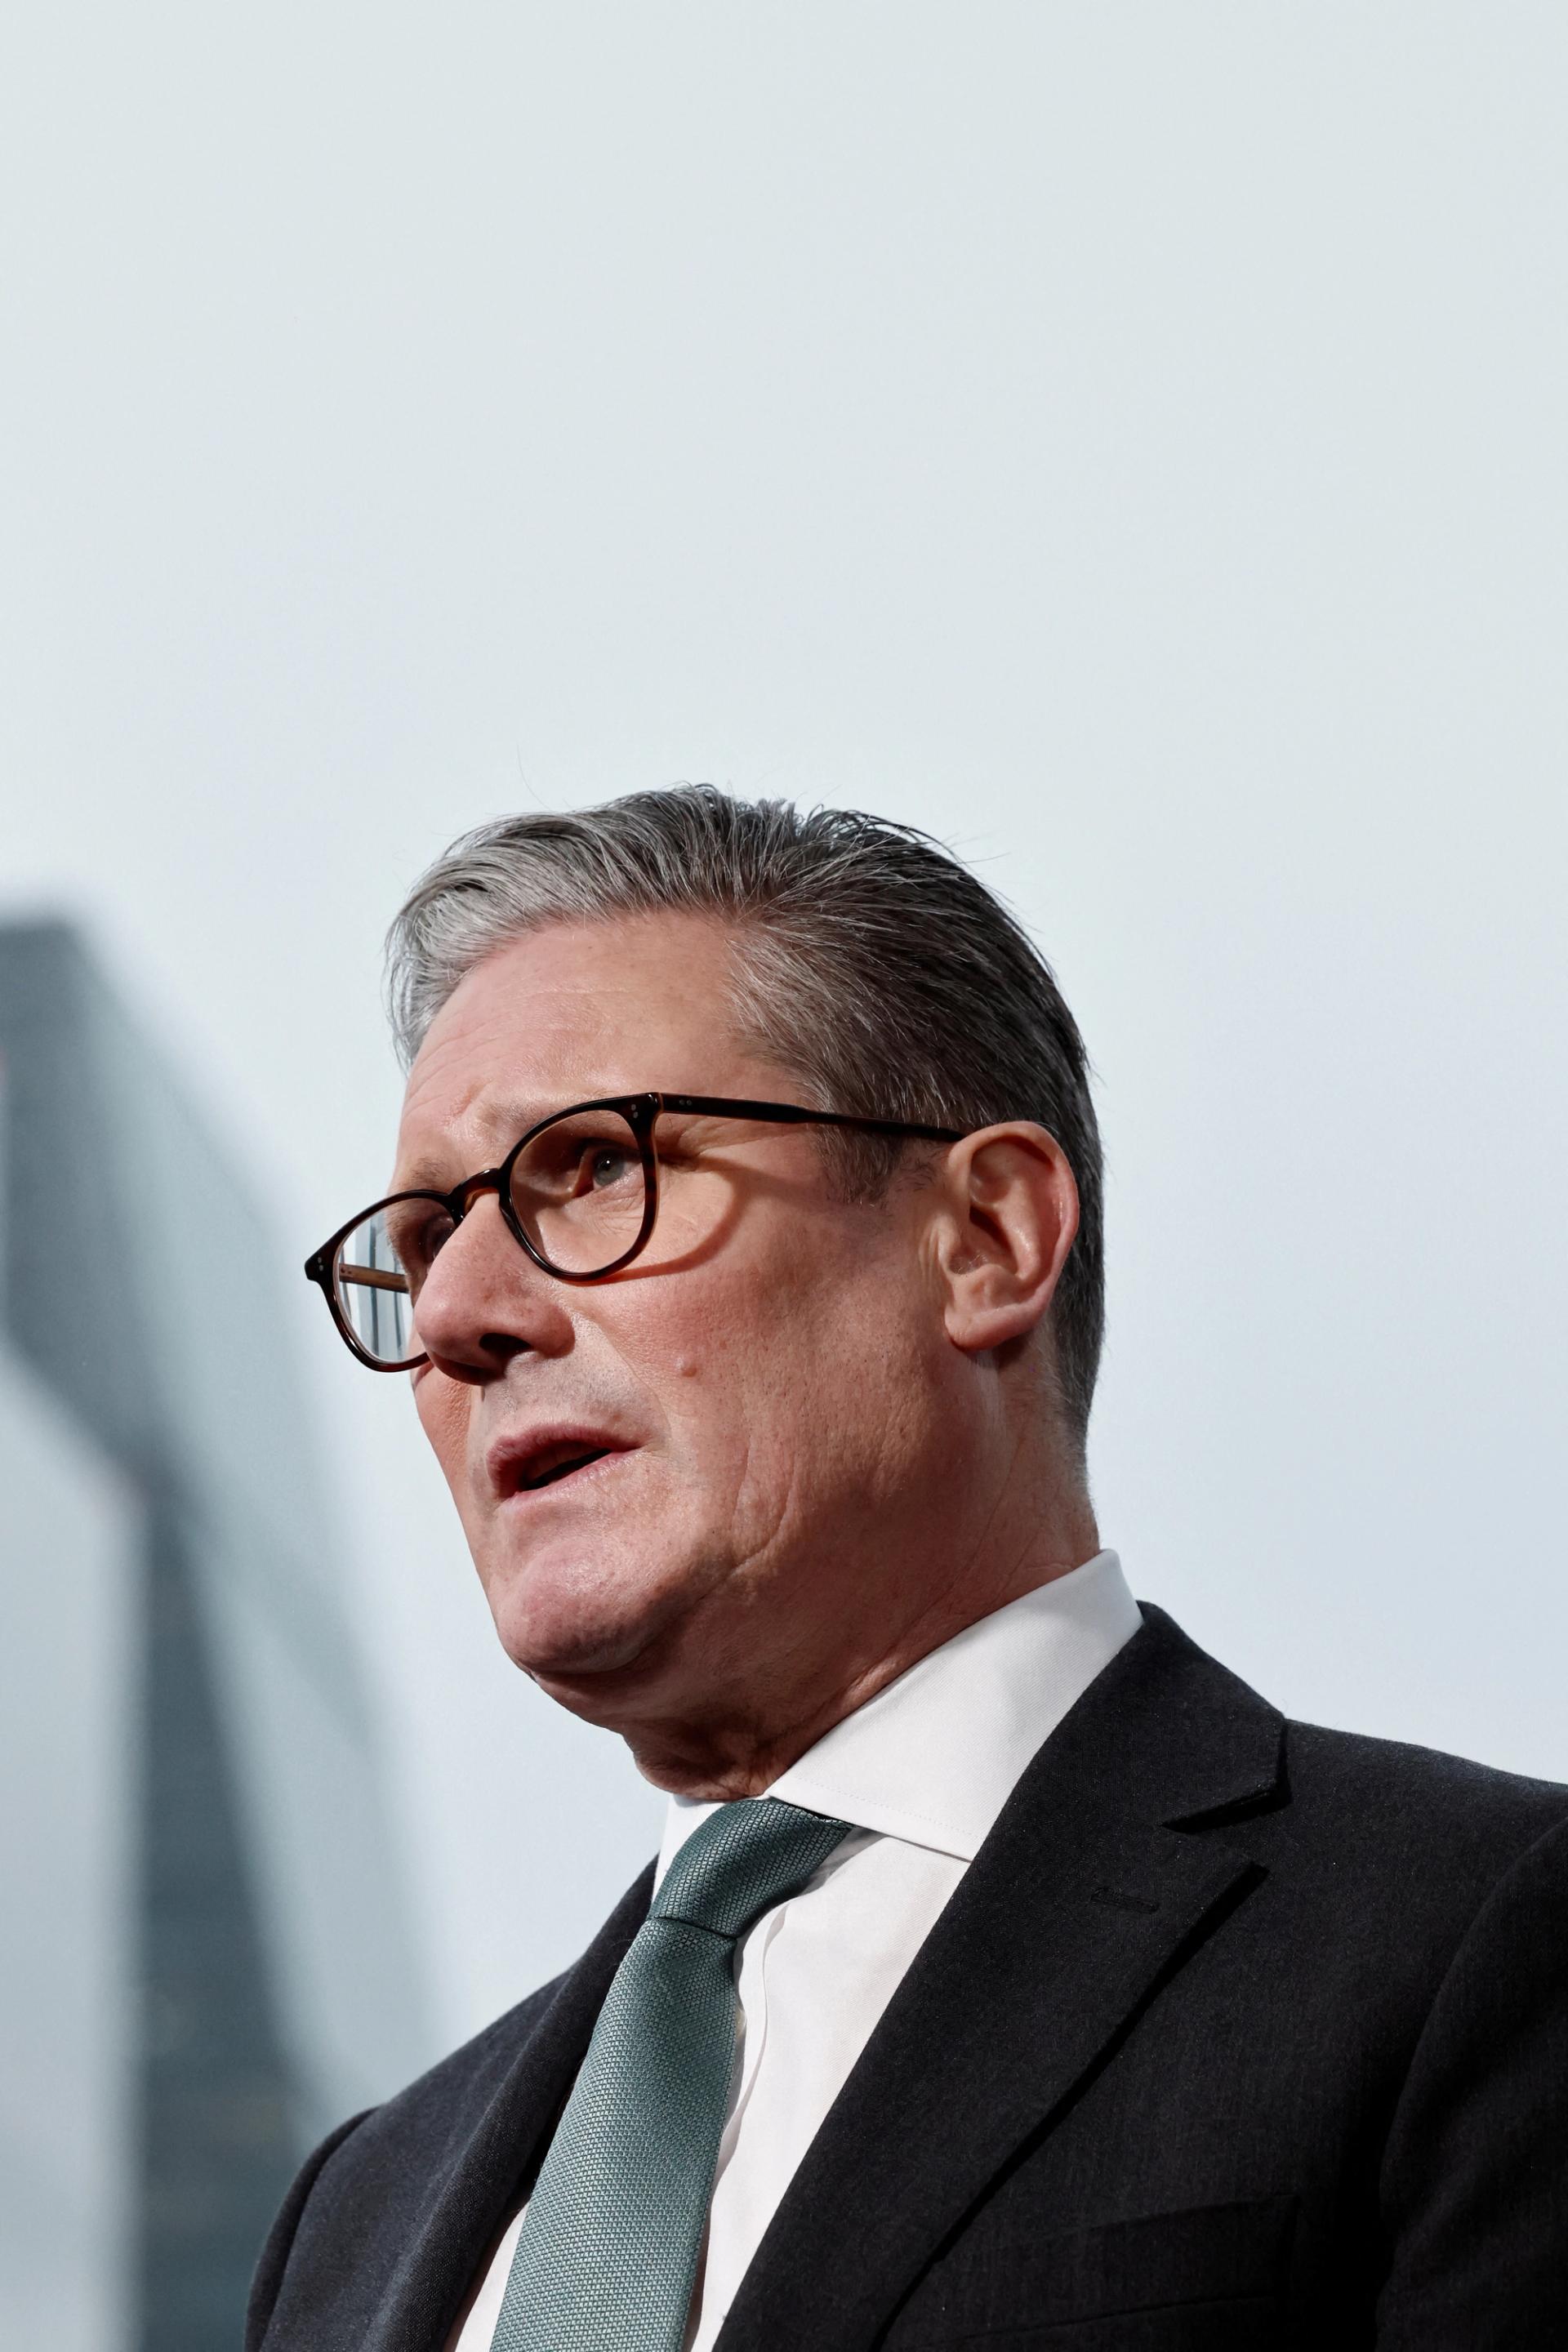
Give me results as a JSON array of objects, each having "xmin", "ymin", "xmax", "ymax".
[
  {"xmin": 248, "ymin": 1862, "xmax": 656, "ymax": 2347},
  {"xmin": 1284, "ymin": 1715, "xmax": 1568, "ymax": 1828},
  {"xmin": 1127, "ymin": 1605, "xmax": 1568, "ymax": 1877},
  {"xmin": 246, "ymin": 1972, "xmax": 568, "ymax": 2349},
  {"xmin": 1271, "ymin": 1715, "xmax": 1568, "ymax": 1897}
]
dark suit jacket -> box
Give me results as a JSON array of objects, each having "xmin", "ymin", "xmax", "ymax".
[{"xmin": 247, "ymin": 1607, "xmax": 1568, "ymax": 2349}]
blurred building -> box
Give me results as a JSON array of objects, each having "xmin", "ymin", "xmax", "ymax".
[{"xmin": 0, "ymin": 920, "xmax": 429, "ymax": 2352}]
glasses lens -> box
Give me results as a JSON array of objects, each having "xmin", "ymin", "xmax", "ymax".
[
  {"xmin": 510, "ymin": 1107, "xmax": 648, "ymax": 1275},
  {"xmin": 333, "ymin": 1205, "xmax": 430, "ymax": 1365}
]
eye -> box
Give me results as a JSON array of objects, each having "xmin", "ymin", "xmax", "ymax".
[
  {"xmin": 385, "ymin": 1204, "xmax": 455, "ymax": 1284},
  {"xmin": 582, "ymin": 1142, "xmax": 635, "ymax": 1191}
]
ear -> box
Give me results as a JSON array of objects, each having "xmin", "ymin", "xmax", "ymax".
[{"xmin": 933, "ymin": 1122, "xmax": 1080, "ymax": 1357}]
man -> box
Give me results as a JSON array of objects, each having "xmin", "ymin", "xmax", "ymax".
[{"xmin": 258, "ymin": 786, "xmax": 1567, "ymax": 2350}]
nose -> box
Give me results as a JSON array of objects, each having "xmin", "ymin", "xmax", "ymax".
[{"xmin": 412, "ymin": 1189, "xmax": 570, "ymax": 1382}]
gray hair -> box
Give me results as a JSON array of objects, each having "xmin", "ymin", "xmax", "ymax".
[{"xmin": 385, "ymin": 787, "xmax": 1104, "ymax": 1446}]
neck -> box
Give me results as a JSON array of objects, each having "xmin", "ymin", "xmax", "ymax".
[{"xmin": 623, "ymin": 1472, "xmax": 1100, "ymax": 1802}]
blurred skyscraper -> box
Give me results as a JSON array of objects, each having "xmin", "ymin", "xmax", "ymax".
[{"xmin": 0, "ymin": 920, "xmax": 429, "ymax": 2352}]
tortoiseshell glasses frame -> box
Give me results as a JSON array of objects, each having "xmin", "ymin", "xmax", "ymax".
[{"xmin": 305, "ymin": 1089, "xmax": 963, "ymax": 1372}]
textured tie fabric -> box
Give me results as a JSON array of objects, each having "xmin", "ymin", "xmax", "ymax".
[{"xmin": 492, "ymin": 1797, "xmax": 852, "ymax": 2352}]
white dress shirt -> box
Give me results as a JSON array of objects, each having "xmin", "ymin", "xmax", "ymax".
[{"xmin": 454, "ymin": 1549, "xmax": 1140, "ymax": 2352}]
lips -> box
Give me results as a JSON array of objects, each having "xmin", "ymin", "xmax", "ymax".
[{"xmin": 486, "ymin": 1426, "xmax": 636, "ymax": 1502}]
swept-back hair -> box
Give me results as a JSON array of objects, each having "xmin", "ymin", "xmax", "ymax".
[{"xmin": 385, "ymin": 786, "xmax": 1103, "ymax": 1448}]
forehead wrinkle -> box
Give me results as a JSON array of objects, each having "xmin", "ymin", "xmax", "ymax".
[
  {"xmin": 407, "ymin": 978, "xmax": 655, "ymax": 1108},
  {"xmin": 391, "ymin": 916, "xmax": 757, "ymax": 1188},
  {"xmin": 391, "ymin": 1092, "xmax": 564, "ymax": 1193}
]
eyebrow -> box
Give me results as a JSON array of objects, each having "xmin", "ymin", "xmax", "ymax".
[{"xmin": 393, "ymin": 1154, "xmax": 462, "ymax": 1193}]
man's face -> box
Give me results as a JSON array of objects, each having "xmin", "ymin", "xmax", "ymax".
[{"xmin": 394, "ymin": 913, "xmax": 965, "ymax": 1767}]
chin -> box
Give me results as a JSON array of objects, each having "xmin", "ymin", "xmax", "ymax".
[{"xmin": 483, "ymin": 1549, "xmax": 703, "ymax": 1703}]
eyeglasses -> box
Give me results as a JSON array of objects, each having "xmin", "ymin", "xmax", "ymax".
[{"xmin": 305, "ymin": 1090, "xmax": 963, "ymax": 1371}]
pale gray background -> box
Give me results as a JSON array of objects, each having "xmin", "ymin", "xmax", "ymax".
[{"xmin": 3, "ymin": 5, "xmax": 1563, "ymax": 2059}]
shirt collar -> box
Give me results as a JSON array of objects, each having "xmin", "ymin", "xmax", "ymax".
[{"xmin": 657, "ymin": 1549, "xmax": 1140, "ymax": 1885}]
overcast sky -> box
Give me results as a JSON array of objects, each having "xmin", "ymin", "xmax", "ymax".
[{"xmin": 3, "ymin": 5, "xmax": 1564, "ymax": 2055}]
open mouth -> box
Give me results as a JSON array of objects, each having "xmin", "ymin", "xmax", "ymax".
[{"xmin": 516, "ymin": 1442, "xmax": 611, "ymax": 1491}]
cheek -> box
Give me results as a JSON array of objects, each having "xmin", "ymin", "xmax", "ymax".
[
  {"xmin": 412, "ymin": 1368, "xmax": 476, "ymax": 1499},
  {"xmin": 648, "ymin": 1253, "xmax": 922, "ymax": 1496},
  {"xmin": 600, "ymin": 1270, "xmax": 795, "ymax": 1518}
]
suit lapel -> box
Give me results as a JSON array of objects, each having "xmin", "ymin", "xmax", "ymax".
[
  {"xmin": 716, "ymin": 1608, "xmax": 1284, "ymax": 2352},
  {"xmin": 365, "ymin": 1865, "xmax": 653, "ymax": 2352}
]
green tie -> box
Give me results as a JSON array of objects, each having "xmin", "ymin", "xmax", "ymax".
[{"xmin": 492, "ymin": 1797, "xmax": 851, "ymax": 2352}]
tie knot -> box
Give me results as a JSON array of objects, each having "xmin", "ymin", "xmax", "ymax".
[{"xmin": 652, "ymin": 1797, "xmax": 850, "ymax": 1940}]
